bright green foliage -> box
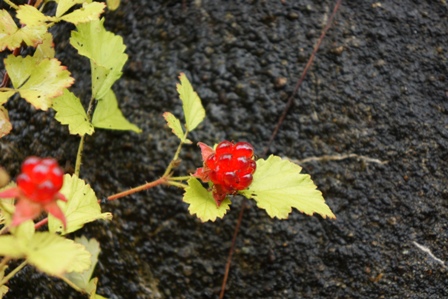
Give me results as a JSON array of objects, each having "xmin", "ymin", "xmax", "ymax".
[
  {"xmin": 0, "ymin": 184, "xmax": 16, "ymax": 225},
  {"xmin": 1, "ymin": 55, "xmax": 74, "ymax": 110},
  {"xmin": 64, "ymin": 236, "xmax": 105, "ymax": 298},
  {"xmin": 56, "ymin": 0, "xmax": 93, "ymax": 18},
  {"xmin": 163, "ymin": 112, "xmax": 192, "ymax": 144},
  {"xmin": 0, "ymin": 232, "xmax": 91, "ymax": 276},
  {"xmin": 0, "ymin": 235, "xmax": 22, "ymax": 258},
  {"xmin": 106, "ymin": 0, "xmax": 120, "ymax": 11},
  {"xmin": 0, "ymin": 9, "xmax": 47, "ymax": 51},
  {"xmin": 17, "ymin": 2, "xmax": 103, "ymax": 26},
  {"xmin": 10, "ymin": 219, "xmax": 35, "ymax": 242},
  {"xmin": 48, "ymin": 174, "xmax": 112, "ymax": 235},
  {"xmin": 0, "ymin": 284, "xmax": 7, "ymax": 298},
  {"xmin": 183, "ymin": 177, "xmax": 231, "ymax": 222},
  {"xmin": 176, "ymin": 73, "xmax": 205, "ymax": 131},
  {"xmin": 70, "ymin": 18, "xmax": 127, "ymax": 99},
  {"xmin": 33, "ymin": 32, "xmax": 55, "ymax": 60},
  {"xmin": 92, "ymin": 89, "xmax": 141, "ymax": 132},
  {"xmin": 59, "ymin": 2, "xmax": 106, "ymax": 25},
  {"xmin": 16, "ymin": 5, "xmax": 56, "ymax": 26},
  {"xmin": 0, "ymin": 106, "xmax": 11, "ymax": 138},
  {"xmin": 53, "ymin": 89, "xmax": 95, "ymax": 136},
  {"xmin": 240, "ymin": 155, "xmax": 336, "ymax": 219}
]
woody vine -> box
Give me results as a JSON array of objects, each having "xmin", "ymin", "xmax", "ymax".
[{"xmin": 0, "ymin": 0, "xmax": 335, "ymax": 298}]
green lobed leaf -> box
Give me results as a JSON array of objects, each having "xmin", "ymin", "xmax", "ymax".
[
  {"xmin": 60, "ymin": 2, "xmax": 106, "ymax": 25},
  {"xmin": 183, "ymin": 177, "xmax": 231, "ymax": 222},
  {"xmin": 27, "ymin": 232, "xmax": 91, "ymax": 275},
  {"xmin": 70, "ymin": 18, "xmax": 127, "ymax": 99},
  {"xmin": 0, "ymin": 106, "xmax": 12, "ymax": 138},
  {"xmin": 0, "ymin": 183, "xmax": 16, "ymax": 226},
  {"xmin": 56, "ymin": 0, "xmax": 93, "ymax": 18},
  {"xmin": 176, "ymin": 73, "xmax": 205, "ymax": 131},
  {"xmin": 16, "ymin": 5, "xmax": 56, "ymax": 26},
  {"xmin": 48, "ymin": 174, "xmax": 112, "ymax": 235},
  {"xmin": 33, "ymin": 32, "xmax": 55, "ymax": 60},
  {"xmin": 91, "ymin": 89, "xmax": 141, "ymax": 132},
  {"xmin": 53, "ymin": 89, "xmax": 94, "ymax": 136},
  {"xmin": 64, "ymin": 236, "xmax": 100, "ymax": 293},
  {"xmin": 163, "ymin": 112, "xmax": 192, "ymax": 144},
  {"xmin": 240, "ymin": 155, "xmax": 336, "ymax": 219},
  {"xmin": 4, "ymin": 55, "xmax": 74, "ymax": 110},
  {"xmin": 9, "ymin": 219, "xmax": 35, "ymax": 242},
  {"xmin": 106, "ymin": 0, "xmax": 120, "ymax": 11},
  {"xmin": 0, "ymin": 235, "xmax": 23, "ymax": 258},
  {"xmin": 0, "ymin": 9, "xmax": 47, "ymax": 51},
  {"xmin": 0, "ymin": 285, "xmax": 8, "ymax": 298}
]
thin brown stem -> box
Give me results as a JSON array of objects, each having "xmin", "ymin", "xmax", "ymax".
[
  {"xmin": 34, "ymin": 217, "xmax": 48, "ymax": 230},
  {"xmin": 263, "ymin": 0, "xmax": 343, "ymax": 156},
  {"xmin": 219, "ymin": 199, "xmax": 246, "ymax": 299},
  {"xmin": 107, "ymin": 177, "xmax": 168, "ymax": 201},
  {"xmin": 220, "ymin": 1, "xmax": 343, "ymax": 297},
  {"xmin": 0, "ymin": 260, "xmax": 27, "ymax": 286}
]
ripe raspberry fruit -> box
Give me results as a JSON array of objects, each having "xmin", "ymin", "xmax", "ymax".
[
  {"xmin": 17, "ymin": 157, "xmax": 64, "ymax": 203},
  {"xmin": 194, "ymin": 141, "xmax": 256, "ymax": 206},
  {"xmin": 0, "ymin": 156, "xmax": 68, "ymax": 227}
]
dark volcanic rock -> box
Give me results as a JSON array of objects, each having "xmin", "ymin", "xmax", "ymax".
[{"xmin": 2, "ymin": 0, "xmax": 448, "ymax": 298}]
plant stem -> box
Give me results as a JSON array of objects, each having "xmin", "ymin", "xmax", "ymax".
[
  {"xmin": 74, "ymin": 135, "xmax": 85, "ymax": 176},
  {"xmin": 0, "ymin": 224, "xmax": 9, "ymax": 236},
  {"xmin": 34, "ymin": 217, "xmax": 48, "ymax": 230},
  {"xmin": 264, "ymin": 0, "xmax": 343, "ymax": 154},
  {"xmin": 219, "ymin": 199, "xmax": 247, "ymax": 299},
  {"xmin": 107, "ymin": 177, "xmax": 168, "ymax": 201},
  {"xmin": 165, "ymin": 181, "xmax": 188, "ymax": 189},
  {"xmin": 0, "ymin": 257, "xmax": 11, "ymax": 274},
  {"xmin": 0, "ymin": 260, "xmax": 27, "ymax": 286},
  {"xmin": 168, "ymin": 176, "xmax": 191, "ymax": 181},
  {"xmin": 4, "ymin": 0, "xmax": 18, "ymax": 9},
  {"xmin": 74, "ymin": 97, "xmax": 96, "ymax": 176},
  {"xmin": 163, "ymin": 131, "xmax": 189, "ymax": 177},
  {"xmin": 59, "ymin": 275, "xmax": 83, "ymax": 292}
]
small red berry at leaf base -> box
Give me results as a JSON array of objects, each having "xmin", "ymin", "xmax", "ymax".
[
  {"xmin": 17, "ymin": 157, "xmax": 64, "ymax": 204},
  {"xmin": 0, "ymin": 156, "xmax": 67, "ymax": 228},
  {"xmin": 194, "ymin": 140, "xmax": 257, "ymax": 206}
]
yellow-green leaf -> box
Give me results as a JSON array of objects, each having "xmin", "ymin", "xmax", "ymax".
[
  {"xmin": 163, "ymin": 112, "xmax": 192, "ymax": 144},
  {"xmin": 16, "ymin": 5, "xmax": 55, "ymax": 26},
  {"xmin": 0, "ymin": 106, "xmax": 12, "ymax": 138},
  {"xmin": 64, "ymin": 236, "xmax": 100, "ymax": 292},
  {"xmin": 92, "ymin": 89, "xmax": 141, "ymax": 132},
  {"xmin": 33, "ymin": 32, "xmax": 55, "ymax": 60},
  {"xmin": 106, "ymin": 0, "xmax": 120, "ymax": 11},
  {"xmin": 9, "ymin": 219, "xmax": 35, "ymax": 242},
  {"xmin": 0, "ymin": 90, "xmax": 15, "ymax": 106},
  {"xmin": 176, "ymin": 73, "xmax": 205, "ymax": 131},
  {"xmin": 0, "ymin": 232, "xmax": 91, "ymax": 275},
  {"xmin": 48, "ymin": 174, "xmax": 112, "ymax": 235},
  {"xmin": 70, "ymin": 18, "xmax": 127, "ymax": 99},
  {"xmin": 53, "ymin": 89, "xmax": 94, "ymax": 136},
  {"xmin": 5, "ymin": 55, "xmax": 74, "ymax": 110},
  {"xmin": 27, "ymin": 232, "xmax": 91, "ymax": 275},
  {"xmin": 0, "ymin": 284, "xmax": 8, "ymax": 298},
  {"xmin": 60, "ymin": 2, "xmax": 105, "ymax": 24},
  {"xmin": 0, "ymin": 235, "xmax": 23, "ymax": 258},
  {"xmin": 183, "ymin": 177, "xmax": 231, "ymax": 222},
  {"xmin": 56, "ymin": 0, "xmax": 92, "ymax": 18},
  {"xmin": 0, "ymin": 9, "xmax": 47, "ymax": 51},
  {"xmin": 0, "ymin": 183, "xmax": 16, "ymax": 226},
  {"xmin": 240, "ymin": 155, "xmax": 336, "ymax": 219}
]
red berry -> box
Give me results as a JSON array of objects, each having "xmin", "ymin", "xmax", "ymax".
[
  {"xmin": 205, "ymin": 140, "xmax": 256, "ymax": 203},
  {"xmin": 17, "ymin": 157, "xmax": 64, "ymax": 203}
]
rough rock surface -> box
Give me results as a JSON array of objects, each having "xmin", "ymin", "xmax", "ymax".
[{"xmin": 2, "ymin": 0, "xmax": 448, "ymax": 298}]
